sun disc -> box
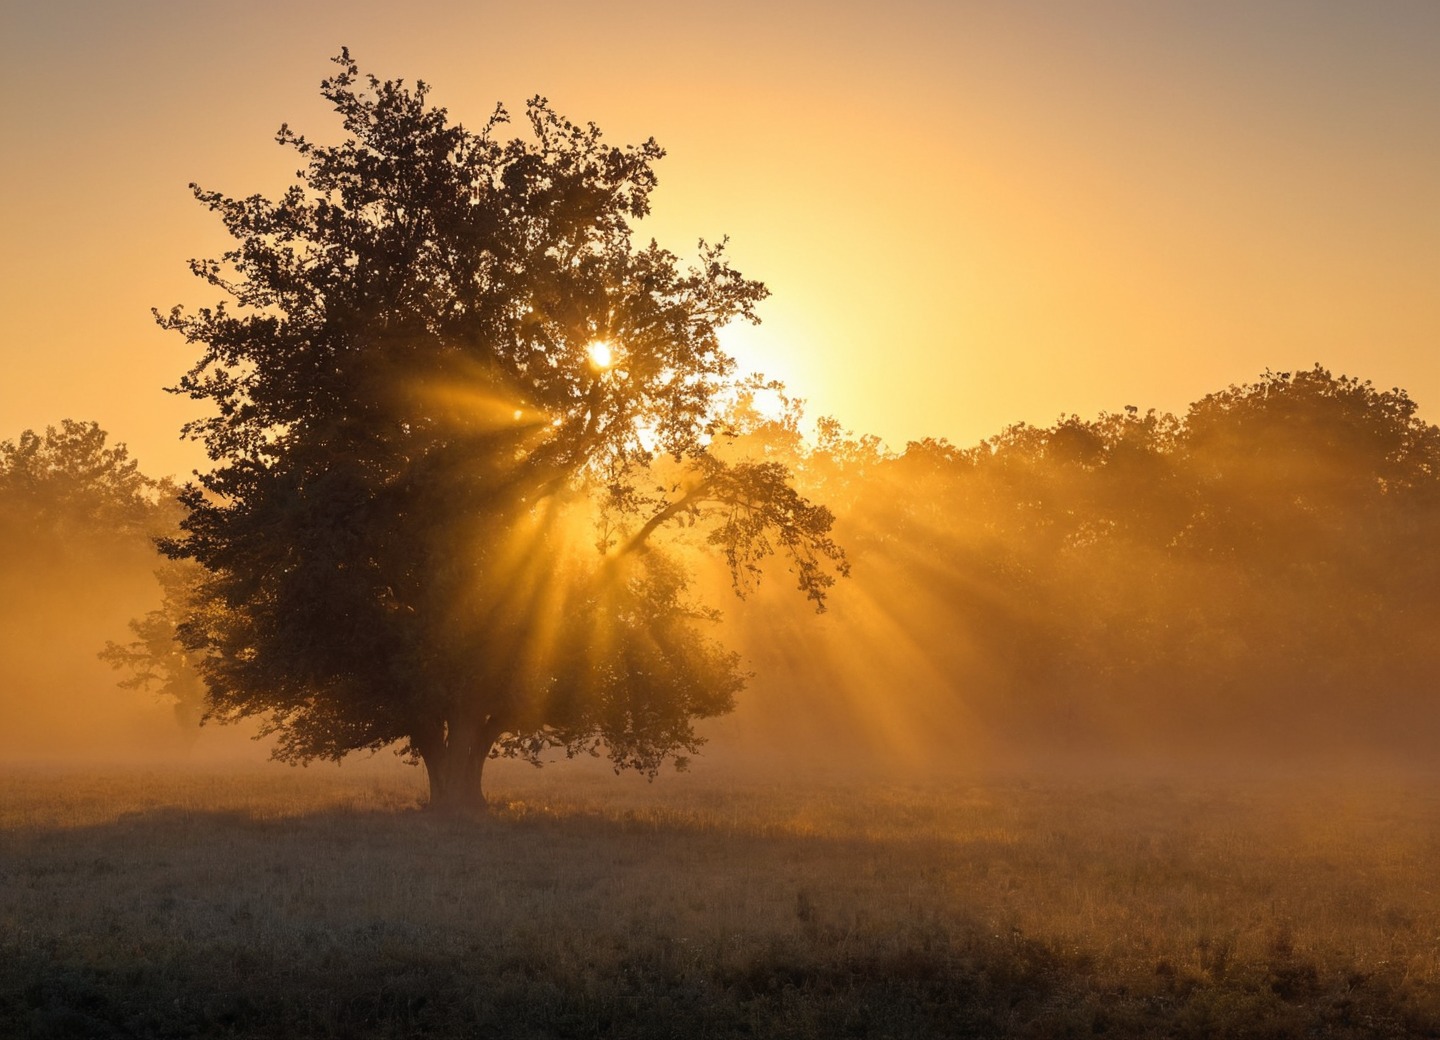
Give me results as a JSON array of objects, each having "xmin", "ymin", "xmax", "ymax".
[{"xmin": 587, "ymin": 340, "xmax": 613, "ymax": 370}]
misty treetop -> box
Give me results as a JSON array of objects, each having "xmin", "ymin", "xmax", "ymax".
[
  {"xmin": 158, "ymin": 51, "xmax": 845, "ymax": 811},
  {"xmin": 770, "ymin": 366, "xmax": 1440, "ymax": 764},
  {"xmin": 0, "ymin": 420, "xmax": 173, "ymax": 550},
  {"xmin": 0, "ymin": 420, "xmax": 181, "ymax": 622},
  {"xmin": 0, "ymin": 421, "xmax": 204, "ymax": 757}
]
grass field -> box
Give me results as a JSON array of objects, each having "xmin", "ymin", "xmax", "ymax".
[{"xmin": 2, "ymin": 758, "xmax": 1438, "ymax": 1038}]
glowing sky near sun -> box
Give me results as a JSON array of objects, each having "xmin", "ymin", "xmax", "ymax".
[{"xmin": 2, "ymin": 0, "xmax": 1437, "ymax": 477}]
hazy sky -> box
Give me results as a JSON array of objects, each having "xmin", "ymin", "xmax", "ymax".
[{"xmin": 3, "ymin": 0, "xmax": 1437, "ymax": 478}]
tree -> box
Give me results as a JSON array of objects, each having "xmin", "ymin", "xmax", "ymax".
[
  {"xmin": 0, "ymin": 426, "xmax": 212, "ymax": 739},
  {"xmin": 0, "ymin": 420, "xmax": 166, "ymax": 552},
  {"xmin": 831, "ymin": 367, "xmax": 1440, "ymax": 761},
  {"xmin": 0, "ymin": 421, "xmax": 185, "ymax": 755},
  {"xmin": 160, "ymin": 51, "xmax": 845, "ymax": 811}
]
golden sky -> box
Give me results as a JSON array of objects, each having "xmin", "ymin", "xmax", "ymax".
[{"xmin": 2, "ymin": 0, "xmax": 1437, "ymax": 478}]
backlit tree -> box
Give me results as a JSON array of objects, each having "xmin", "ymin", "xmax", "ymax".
[{"xmin": 160, "ymin": 52, "xmax": 845, "ymax": 810}]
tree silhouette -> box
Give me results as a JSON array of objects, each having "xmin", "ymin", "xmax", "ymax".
[
  {"xmin": 160, "ymin": 52, "xmax": 845, "ymax": 810},
  {"xmin": 0, "ymin": 420, "xmax": 165, "ymax": 549},
  {"xmin": 758, "ymin": 367, "xmax": 1440, "ymax": 766},
  {"xmin": 0, "ymin": 421, "xmax": 187, "ymax": 753}
]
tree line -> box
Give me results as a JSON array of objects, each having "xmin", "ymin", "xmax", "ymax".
[
  {"xmin": 8, "ymin": 363, "xmax": 1439, "ymax": 775},
  {"xmin": 724, "ymin": 365, "xmax": 1440, "ymax": 767}
]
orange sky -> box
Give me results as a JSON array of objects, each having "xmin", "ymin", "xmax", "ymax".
[{"xmin": 2, "ymin": 1, "xmax": 1437, "ymax": 479}]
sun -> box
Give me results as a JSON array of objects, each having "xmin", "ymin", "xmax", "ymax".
[{"xmin": 587, "ymin": 340, "xmax": 614, "ymax": 370}]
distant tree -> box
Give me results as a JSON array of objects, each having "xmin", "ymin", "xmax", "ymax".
[
  {"xmin": 784, "ymin": 367, "xmax": 1440, "ymax": 763},
  {"xmin": 1179, "ymin": 366, "xmax": 1440, "ymax": 565},
  {"xmin": 160, "ymin": 52, "xmax": 845, "ymax": 811},
  {"xmin": 1168, "ymin": 366, "xmax": 1440, "ymax": 743},
  {"xmin": 0, "ymin": 420, "xmax": 166, "ymax": 554},
  {"xmin": 0, "ymin": 421, "xmax": 197, "ymax": 751},
  {"xmin": 0, "ymin": 423, "xmax": 214, "ymax": 734}
]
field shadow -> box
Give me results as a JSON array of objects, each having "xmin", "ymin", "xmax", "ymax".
[{"xmin": 2, "ymin": 785, "xmax": 1435, "ymax": 1039}]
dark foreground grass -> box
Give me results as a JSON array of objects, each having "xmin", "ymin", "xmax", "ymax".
[{"xmin": 1, "ymin": 763, "xmax": 1438, "ymax": 1038}]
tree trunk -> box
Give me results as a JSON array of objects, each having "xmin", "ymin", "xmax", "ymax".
[{"xmin": 419, "ymin": 714, "xmax": 503, "ymax": 815}]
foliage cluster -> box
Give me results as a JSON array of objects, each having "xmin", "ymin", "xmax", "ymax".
[
  {"xmin": 0, "ymin": 420, "xmax": 169, "ymax": 561},
  {"xmin": 749, "ymin": 366, "xmax": 1440, "ymax": 763},
  {"xmin": 0, "ymin": 422, "xmax": 196, "ymax": 753}
]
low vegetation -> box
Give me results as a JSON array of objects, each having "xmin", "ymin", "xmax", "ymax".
[{"xmin": 3, "ymin": 761, "xmax": 1437, "ymax": 1038}]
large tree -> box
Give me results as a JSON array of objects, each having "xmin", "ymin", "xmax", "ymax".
[{"xmin": 161, "ymin": 52, "xmax": 845, "ymax": 810}]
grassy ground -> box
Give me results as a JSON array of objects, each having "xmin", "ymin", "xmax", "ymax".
[{"xmin": 2, "ymin": 759, "xmax": 1438, "ymax": 1038}]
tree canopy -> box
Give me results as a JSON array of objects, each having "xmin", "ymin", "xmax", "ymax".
[
  {"xmin": 0, "ymin": 421, "xmax": 191, "ymax": 756},
  {"xmin": 161, "ymin": 52, "xmax": 845, "ymax": 810},
  {"xmin": 0, "ymin": 419, "xmax": 166, "ymax": 553},
  {"xmin": 733, "ymin": 366, "xmax": 1440, "ymax": 768}
]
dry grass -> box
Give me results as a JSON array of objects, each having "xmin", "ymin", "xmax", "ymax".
[{"xmin": 2, "ymin": 758, "xmax": 1439, "ymax": 1037}]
